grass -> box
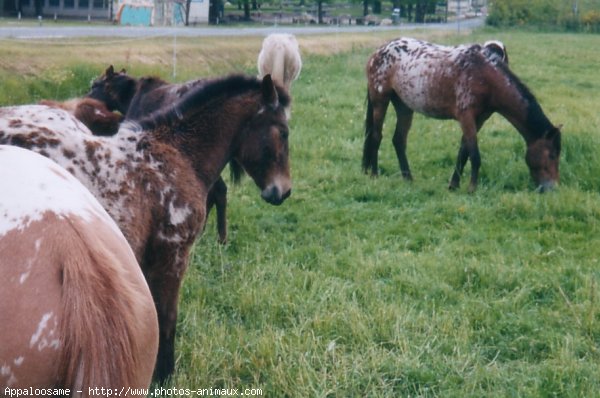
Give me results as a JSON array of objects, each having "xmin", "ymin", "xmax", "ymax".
[{"xmin": 1, "ymin": 28, "xmax": 600, "ymax": 396}]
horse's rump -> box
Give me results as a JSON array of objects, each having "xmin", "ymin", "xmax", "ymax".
[
  {"xmin": 0, "ymin": 145, "xmax": 157, "ymax": 391},
  {"xmin": 257, "ymin": 33, "xmax": 302, "ymax": 90}
]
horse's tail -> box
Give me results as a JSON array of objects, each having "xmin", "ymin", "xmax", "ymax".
[
  {"xmin": 57, "ymin": 220, "xmax": 157, "ymax": 393},
  {"xmin": 362, "ymin": 90, "xmax": 374, "ymax": 172},
  {"xmin": 270, "ymin": 45, "xmax": 286, "ymax": 89}
]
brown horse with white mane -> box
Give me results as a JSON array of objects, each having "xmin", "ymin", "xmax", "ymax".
[
  {"xmin": 0, "ymin": 145, "xmax": 157, "ymax": 392},
  {"xmin": 86, "ymin": 66, "xmax": 232, "ymax": 243},
  {"xmin": 0, "ymin": 73, "xmax": 291, "ymax": 383},
  {"xmin": 364, "ymin": 37, "xmax": 560, "ymax": 192}
]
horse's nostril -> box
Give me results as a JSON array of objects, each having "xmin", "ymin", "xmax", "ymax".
[
  {"xmin": 536, "ymin": 180, "xmax": 558, "ymax": 193},
  {"xmin": 282, "ymin": 189, "xmax": 291, "ymax": 200},
  {"xmin": 261, "ymin": 185, "xmax": 291, "ymax": 205}
]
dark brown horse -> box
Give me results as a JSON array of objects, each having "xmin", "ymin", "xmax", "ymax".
[
  {"xmin": 0, "ymin": 73, "xmax": 292, "ymax": 383},
  {"xmin": 364, "ymin": 37, "xmax": 561, "ymax": 192},
  {"xmin": 0, "ymin": 145, "xmax": 157, "ymax": 392},
  {"xmin": 39, "ymin": 97, "xmax": 123, "ymax": 136},
  {"xmin": 87, "ymin": 66, "xmax": 231, "ymax": 243}
]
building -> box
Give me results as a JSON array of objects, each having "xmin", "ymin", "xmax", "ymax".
[
  {"xmin": 447, "ymin": 0, "xmax": 487, "ymax": 15},
  {"xmin": 1, "ymin": 0, "xmax": 208, "ymax": 24},
  {"xmin": 116, "ymin": 0, "xmax": 208, "ymax": 25},
  {"xmin": 6, "ymin": 0, "xmax": 112, "ymax": 19}
]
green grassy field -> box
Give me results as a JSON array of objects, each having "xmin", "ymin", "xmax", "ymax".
[{"xmin": 1, "ymin": 28, "xmax": 600, "ymax": 396}]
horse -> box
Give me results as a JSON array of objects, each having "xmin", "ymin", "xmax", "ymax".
[
  {"xmin": 87, "ymin": 66, "xmax": 231, "ymax": 243},
  {"xmin": 39, "ymin": 97, "xmax": 123, "ymax": 136},
  {"xmin": 363, "ymin": 37, "xmax": 560, "ymax": 193},
  {"xmin": 0, "ymin": 73, "xmax": 292, "ymax": 383},
  {"xmin": 0, "ymin": 145, "xmax": 158, "ymax": 392},
  {"xmin": 257, "ymin": 33, "xmax": 302, "ymax": 119}
]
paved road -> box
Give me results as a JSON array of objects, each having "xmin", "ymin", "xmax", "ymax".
[{"xmin": 0, "ymin": 17, "xmax": 484, "ymax": 39}]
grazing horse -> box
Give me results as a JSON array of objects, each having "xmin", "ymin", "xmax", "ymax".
[
  {"xmin": 0, "ymin": 73, "xmax": 292, "ymax": 383},
  {"xmin": 257, "ymin": 33, "xmax": 302, "ymax": 119},
  {"xmin": 0, "ymin": 145, "xmax": 158, "ymax": 392},
  {"xmin": 39, "ymin": 97, "xmax": 123, "ymax": 136},
  {"xmin": 364, "ymin": 37, "xmax": 561, "ymax": 192},
  {"xmin": 87, "ymin": 66, "xmax": 232, "ymax": 243}
]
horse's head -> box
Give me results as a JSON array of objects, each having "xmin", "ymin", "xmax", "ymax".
[
  {"xmin": 525, "ymin": 125, "xmax": 561, "ymax": 192},
  {"xmin": 87, "ymin": 65, "xmax": 137, "ymax": 115},
  {"xmin": 232, "ymin": 75, "xmax": 292, "ymax": 205}
]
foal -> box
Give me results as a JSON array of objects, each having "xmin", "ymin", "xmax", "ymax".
[
  {"xmin": 87, "ymin": 66, "xmax": 229, "ymax": 243},
  {"xmin": 364, "ymin": 37, "xmax": 561, "ymax": 192},
  {"xmin": 0, "ymin": 145, "xmax": 157, "ymax": 392}
]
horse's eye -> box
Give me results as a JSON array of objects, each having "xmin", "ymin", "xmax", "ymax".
[{"xmin": 280, "ymin": 129, "xmax": 289, "ymax": 140}]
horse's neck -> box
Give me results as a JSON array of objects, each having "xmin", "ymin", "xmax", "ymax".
[
  {"xmin": 156, "ymin": 101, "xmax": 254, "ymax": 189},
  {"xmin": 493, "ymin": 74, "xmax": 552, "ymax": 143}
]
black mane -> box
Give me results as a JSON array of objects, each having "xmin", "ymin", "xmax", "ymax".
[
  {"xmin": 138, "ymin": 74, "xmax": 290, "ymax": 131},
  {"xmin": 495, "ymin": 61, "xmax": 554, "ymax": 138}
]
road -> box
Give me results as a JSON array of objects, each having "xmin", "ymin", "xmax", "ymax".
[{"xmin": 0, "ymin": 17, "xmax": 484, "ymax": 39}]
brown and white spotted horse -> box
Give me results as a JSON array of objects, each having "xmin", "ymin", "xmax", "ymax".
[
  {"xmin": 87, "ymin": 66, "xmax": 232, "ymax": 243},
  {"xmin": 0, "ymin": 145, "xmax": 158, "ymax": 392},
  {"xmin": 39, "ymin": 97, "xmax": 123, "ymax": 136},
  {"xmin": 364, "ymin": 37, "xmax": 560, "ymax": 192},
  {"xmin": 0, "ymin": 73, "xmax": 292, "ymax": 383}
]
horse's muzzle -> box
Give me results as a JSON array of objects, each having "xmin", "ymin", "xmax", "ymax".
[
  {"xmin": 536, "ymin": 180, "xmax": 558, "ymax": 193},
  {"xmin": 261, "ymin": 185, "xmax": 291, "ymax": 205}
]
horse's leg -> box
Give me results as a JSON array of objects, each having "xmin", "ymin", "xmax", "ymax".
[
  {"xmin": 449, "ymin": 112, "xmax": 491, "ymax": 191},
  {"xmin": 449, "ymin": 137, "xmax": 470, "ymax": 190},
  {"xmin": 390, "ymin": 95, "xmax": 414, "ymax": 180},
  {"xmin": 363, "ymin": 93, "xmax": 390, "ymax": 176},
  {"xmin": 451, "ymin": 115, "xmax": 481, "ymax": 193},
  {"xmin": 209, "ymin": 177, "xmax": 228, "ymax": 244},
  {"xmin": 147, "ymin": 246, "xmax": 190, "ymax": 384}
]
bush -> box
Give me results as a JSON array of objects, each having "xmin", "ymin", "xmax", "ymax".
[
  {"xmin": 487, "ymin": 0, "xmax": 600, "ymax": 32},
  {"xmin": 582, "ymin": 10, "xmax": 600, "ymax": 32}
]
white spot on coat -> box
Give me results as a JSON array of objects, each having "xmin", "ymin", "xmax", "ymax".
[{"xmin": 30, "ymin": 311, "xmax": 53, "ymax": 348}]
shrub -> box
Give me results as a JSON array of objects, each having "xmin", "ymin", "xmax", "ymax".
[{"xmin": 582, "ymin": 10, "xmax": 600, "ymax": 32}]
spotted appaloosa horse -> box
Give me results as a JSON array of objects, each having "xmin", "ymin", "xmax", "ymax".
[
  {"xmin": 364, "ymin": 37, "xmax": 560, "ymax": 192},
  {"xmin": 257, "ymin": 33, "xmax": 302, "ymax": 119},
  {"xmin": 0, "ymin": 73, "xmax": 292, "ymax": 383},
  {"xmin": 39, "ymin": 97, "xmax": 123, "ymax": 136},
  {"xmin": 0, "ymin": 145, "xmax": 158, "ymax": 392},
  {"xmin": 87, "ymin": 66, "xmax": 231, "ymax": 243}
]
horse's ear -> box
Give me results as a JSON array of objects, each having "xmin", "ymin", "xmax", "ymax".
[
  {"xmin": 546, "ymin": 125, "xmax": 562, "ymax": 151},
  {"xmin": 105, "ymin": 65, "xmax": 115, "ymax": 77},
  {"xmin": 261, "ymin": 74, "xmax": 279, "ymax": 108},
  {"xmin": 119, "ymin": 68, "xmax": 127, "ymax": 74}
]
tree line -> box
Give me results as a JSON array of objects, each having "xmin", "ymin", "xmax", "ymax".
[{"xmin": 486, "ymin": 0, "xmax": 600, "ymax": 32}]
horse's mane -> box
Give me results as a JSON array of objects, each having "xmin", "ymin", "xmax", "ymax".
[
  {"xmin": 138, "ymin": 74, "xmax": 289, "ymax": 129},
  {"xmin": 178, "ymin": 74, "xmax": 290, "ymax": 116},
  {"xmin": 494, "ymin": 60, "xmax": 554, "ymax": 138}
]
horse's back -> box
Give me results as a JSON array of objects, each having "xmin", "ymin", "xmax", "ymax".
[
  {"xmin": 0, "ymin": 145, "xmax": 157, "ymax": 390},
  {"xmin": 367, "ymin": 37, "xmax": 487, "ymax": 118}
]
